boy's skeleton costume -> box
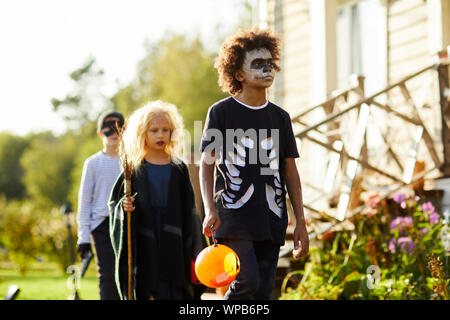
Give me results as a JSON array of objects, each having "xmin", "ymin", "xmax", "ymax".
[{"xmin": 218, "ymin": 133, "xmax": 285, "ymax": 218}]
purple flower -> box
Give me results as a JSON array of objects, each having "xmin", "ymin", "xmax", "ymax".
[
  {"xmin": 429, "ymin": 212, "xmax": 440, "ymax": 225},
  {"xmin": 390, "ymin": 217, "xmax": 402, "ymax": 231},
  {"xmin": 390, "ymin": 216, "xmax": 414, "ymax": 234},
  {"xmin": 420, "ymin": 228, "xmax": 428, "ymax": 234},
  {"xmin": 394, "ymin": 193, "xmax": 407, "ymax": 204},
  {"xmin": 421, "ymin": 201, "xmax": 435, "ymax": 214},
  {"xmin": 398, "ymin": 237, "xmax": 415, "ymax": 255},
  {"xmin": 389, "ymin": 237, "xmax": 415, "ymax": 255}
]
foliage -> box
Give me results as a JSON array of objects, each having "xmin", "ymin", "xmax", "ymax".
[
  {"xmin": 280, "ymin": 190, "xmax": 449, "ymax": 300},
  {"xmin": 0, "ymin": 198, "xmax": 42, "ymax": 274},
  {"xmin": 0, "ymin": 133, "xmax": 29, "ymax": 199},
  {"xmin": 427, "ymin": 254, "xmax": 449, "ymax": 299},
  {"xmin": 0, "ymin": 197, "xmax": 77, "ymax": 274},
  {"xmin": 1, "ymin": 29, "xmax": 239, "ymax": 273},
  {"xmin": 50, "ymin": 57, "xmax": 111, "ymax": 132},
  {"xmin": 112, "ymin": 33, "xmax": 227, "ymax": 138},
  {"xmin": 21, "ymin": 131, "xmax": 79, "ymax": 207}
]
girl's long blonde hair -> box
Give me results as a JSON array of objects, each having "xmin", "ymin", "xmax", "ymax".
[{"xmin": 121, "ymin": 100, "xmax": 185, "ymax": 168}]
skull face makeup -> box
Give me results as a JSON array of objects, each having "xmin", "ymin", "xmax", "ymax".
[{"xmin": 238, "ymin": 48, "xmax": 275, "ymax": 88}]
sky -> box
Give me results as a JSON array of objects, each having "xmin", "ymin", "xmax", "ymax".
[{"xmin": 0, "ymin": 0, "xmax": 251, "ymax": 136}]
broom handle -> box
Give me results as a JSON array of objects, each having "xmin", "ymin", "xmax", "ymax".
[{"xmin": 125, "ymin": 178, "xmax": 132, "ymax": 300}]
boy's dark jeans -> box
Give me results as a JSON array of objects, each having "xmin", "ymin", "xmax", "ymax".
[
  {"xmin": 91, "ymin": 218, "xmax": 120, "ymax": 300},
  {"xmin": 218, "ymin": 238, "xmax": 280, "ymax": 300}
]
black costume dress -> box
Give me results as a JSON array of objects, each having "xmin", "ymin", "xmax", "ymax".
[{"xmin": 108, "ymin": 160, "xmax": 206, "ymax": 300}]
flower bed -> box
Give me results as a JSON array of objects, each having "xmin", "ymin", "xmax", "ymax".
[{"xmin": 280, "ymin": 190, "xmax": 449, "ymax": 300}]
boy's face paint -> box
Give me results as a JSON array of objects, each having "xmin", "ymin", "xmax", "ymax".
[
  {"xmin": 239, "ymin": 48, "xmax": 275, "ymax": 87},
  {"xmin": 146, "ymin": 113, "xmax": 171, "ymax": 153},
  {"xmin": 100, "ymin": 116, "xmax": 121, "ymax": 147}
]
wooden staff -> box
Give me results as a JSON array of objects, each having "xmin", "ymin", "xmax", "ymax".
[
  {"xmin": 123, "ymin": 159, "xmax": 133, "ymax": 300},
  {"xmin": 117, "ymin": 121, "xmax": 134, "ymax": 300}
]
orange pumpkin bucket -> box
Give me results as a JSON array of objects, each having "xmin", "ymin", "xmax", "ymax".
[{"xmin": 195, "ymin": 226, "xmax": 240, "ymax": 288}]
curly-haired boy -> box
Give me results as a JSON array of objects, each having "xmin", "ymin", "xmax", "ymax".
[{"xmin": 199, "ymin": 28, "xmax": 309, "ymax": 300}]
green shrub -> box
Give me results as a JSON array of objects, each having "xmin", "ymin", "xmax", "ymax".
[
  {"xmin": 0, "ymin": 197, "xmax": 77, "ymax": 274},
  {"xmin": 280, "ymin": 190, "xmax": 449, "ymax": 300}
]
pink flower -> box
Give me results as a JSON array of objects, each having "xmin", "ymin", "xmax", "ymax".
[
  {"xmin": 394, "ymin": 193, "xmax": 407, "ymax": 204},
  {"xmin": 366, "ymin": 194, "xmax": 380, "ymax": 209},
  {"xmin": 429, "ymin": 212, "xmax": 440, "ymax": 225},
  {"xmin": 390, "ymin": 217, "xmax": 402, "ymax": 231},
  {"xmin": 390, "ymin": 216, "xmax": 413, "ymax": 234},
  {"xmin": 402, "ymin": 216, "xmax": 413, "ymax": 227},
  {"xmin": 390, "ymin": 237, "xmax": 415, "ymax": 255},
  {"xmin": 422, "ymin": 201, "xmax": 435, "ymax": 214},
  {"xmin": 389, "ymin": 237, "xmax": 397, "ymax": 253}
]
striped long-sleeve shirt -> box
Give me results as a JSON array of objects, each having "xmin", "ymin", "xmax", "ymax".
[{"xmin": 77, "ymin": 151, "xmax": 121, "ymax": 244}]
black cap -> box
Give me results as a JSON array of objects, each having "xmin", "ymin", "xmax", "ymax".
[{"xmin": 97, "ymin": 110, "xmax": 124, "ymax": 132}]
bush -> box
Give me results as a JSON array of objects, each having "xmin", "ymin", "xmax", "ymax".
[
  {"xmin": 280, "ymin": 190, "xmax": 449, "ymax": 300},
  {"xmin": 0, "ymin": 197, "xmax": 77, "ymax": 274},
  {"xmin": 0, "ymin": 198, "xmax": 42, "ymax": 274}
]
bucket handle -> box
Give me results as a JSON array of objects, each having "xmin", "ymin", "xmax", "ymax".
[{"xmin": 209, "ymin": 225, "xmax": 218, "ymax": 247}]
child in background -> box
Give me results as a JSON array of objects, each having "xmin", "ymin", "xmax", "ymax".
[
  {"xmin": 109, "ymin": 101, "xmax": 204, "ymax": 300},
  {"xmin": 76, "ymin": 110, "xmax": 124, "ymax": 300}
]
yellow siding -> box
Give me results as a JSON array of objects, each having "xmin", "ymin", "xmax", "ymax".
[
  {"xmin": 386, "ymin": 0, "xmax": 441, "ymax": 165},
  {"xmin": 267, "ymin": 0, "xmax": 311, "ymax": 115},
  {"xmin": 388, "ymin": 0, "xmax": 432, "ymax": 83},
  {"xmin": 265, "ymin": 0, "xmax": 446, "ymax": 219}
]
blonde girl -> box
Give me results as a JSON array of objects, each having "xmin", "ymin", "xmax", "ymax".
[
  {"xmin": 109, "ymin": 101, "xmax": 205, "ymax": 300},
  {"xmin": 121, "ymin": 100, "xmax": 185, "ymax": 168}
]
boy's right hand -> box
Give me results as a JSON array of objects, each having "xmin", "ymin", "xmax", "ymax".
[
  {"xmin": 77, "ymin": 243, "xmax": 92, "ymax": 259},
  {"xmin": 202, "ymin": 209, "xmax": 221, "ymax": 237},
  {"xmin": 122, "ymin": 197, "xmax": 135, "ymax": 213}
]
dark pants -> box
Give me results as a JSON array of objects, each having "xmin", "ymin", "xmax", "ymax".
[
  {"xmin": 91, "ymin": 218, "xmax": 120, "ymax": 300},
  {"xmin": 218, "ymin": 239, "xmax": 280, "ymax": 300}
]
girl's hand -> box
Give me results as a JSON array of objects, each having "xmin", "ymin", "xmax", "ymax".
[{"xmin": 122, "ymin": 197, "xmax": 135, "ymax": 213}]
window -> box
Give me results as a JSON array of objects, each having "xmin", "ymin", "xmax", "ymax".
[{"xmin": 337, "ymin": 0, "xmax": 387, "ymax": 95}]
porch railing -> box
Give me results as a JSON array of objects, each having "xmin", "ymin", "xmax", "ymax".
[{"xmin": 284, "ymin": 54, "xmax": 450, "ymax": 247}]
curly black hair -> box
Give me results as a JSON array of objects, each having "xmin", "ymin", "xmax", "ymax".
[{"xmin": 214, "ymin": 27, "xmax": 281, "ymax": 95}]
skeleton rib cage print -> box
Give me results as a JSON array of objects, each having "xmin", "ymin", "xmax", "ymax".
[
  {"xmin": 200, "ymin": 97, "xmax": 300, "ymax": 241},
  {"xmin": 217, "ymin": 131, "xmax": 285, "ymax": 218}
]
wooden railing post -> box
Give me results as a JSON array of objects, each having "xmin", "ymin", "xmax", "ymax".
[{"xmin": 437, "ymin": 50, "xmax": 450, "ymax": 177}]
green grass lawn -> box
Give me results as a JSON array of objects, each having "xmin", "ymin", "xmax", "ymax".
[{"xmin": 0, "ymin": 261, "xmax": 100, "ymax": 300}]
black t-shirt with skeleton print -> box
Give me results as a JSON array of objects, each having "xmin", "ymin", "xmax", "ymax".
[{"xmin": 200, "ymin": 97, "xmax": 299, "ymax": 245}]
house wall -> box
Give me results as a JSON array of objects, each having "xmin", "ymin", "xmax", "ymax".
[
  {"xmin": 387, "ymin": 0, "xmax": 431, "ymax": 83},
  {"xmin": 267, "ymin": 0, "xmax": 312, "ymax": 115},
  {"xmin": 264, "ymin": 0, "xmax": 450, "ymax": 218}
]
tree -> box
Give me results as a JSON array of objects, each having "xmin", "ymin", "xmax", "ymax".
[
  {"xmin": 51, "ymin": 57, "xmax": 112, "ymax": 133},
  {"xmin": 111, "ymin": 33, "xmax": 227, "ymax": 139},
  {"xmin": 0, "ymin": 133, "xmax": 29, "ymax": 199},
  {"xmin": 21, "ymin": 132, "xmax": 78, "ymax": 207}
]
